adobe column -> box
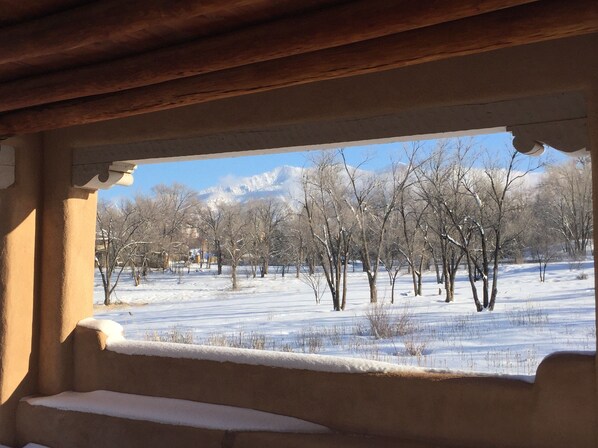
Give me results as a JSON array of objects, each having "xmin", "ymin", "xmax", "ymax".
[
  {"xmin": 38, "ymin": 139, "xmax": 97, "ymax": 395},
  {"xmin": 0, "ymin": 135, "xmax": 42, "ymax": 445}
]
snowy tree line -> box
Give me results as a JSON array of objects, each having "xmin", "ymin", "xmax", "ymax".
[{"xmin": 96, "ymin": 139, "xmax": 592, "ymax": 310}]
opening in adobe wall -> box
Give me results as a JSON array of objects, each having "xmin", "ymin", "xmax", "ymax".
[{"xmin": 93, "ymin": 132, "xmax": 595, "ymax": 376}]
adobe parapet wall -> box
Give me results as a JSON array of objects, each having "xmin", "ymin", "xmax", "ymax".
[{"xmin": 72, "ymin": 319, "xmax": 596, "ymax": 448}]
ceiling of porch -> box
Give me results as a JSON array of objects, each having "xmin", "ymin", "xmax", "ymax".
[{"xmin": 0, "ymin": 0, "xmax": 596, "ymax": 138}]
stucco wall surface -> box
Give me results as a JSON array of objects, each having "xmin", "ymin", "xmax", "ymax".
[
  {"xmin": 16, "ymin": 401, "xmax": 435, "ymax": 448},
  {"xmin": 37, "ymin": 140, "xmax": 97, "ymax": 396},
  {"xmin": 0, "ymin": 136, "xmax": 42, "ymax": 445},
  {"xmin": 66, "ymin": 325, "xmax": 596, "ymax": 448},
  {"xmin": 0, "ymin": 29, "xmax": 596, "ymax": 448}
]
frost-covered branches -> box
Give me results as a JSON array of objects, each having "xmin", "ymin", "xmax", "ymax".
[{"xmin": 96, "ymin": 138, "xmax": 588, "ymax": 313}]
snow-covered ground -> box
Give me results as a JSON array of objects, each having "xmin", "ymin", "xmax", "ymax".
[{"xmin": 94, "ymin": 260, "xmax": 596, "ymax": 376}]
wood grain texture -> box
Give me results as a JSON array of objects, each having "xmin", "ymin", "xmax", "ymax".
[
  {"xmin": 0, "ymin": 0, "xmax": 258, "ymax": 64},
  {"xmin": 0, "ymin": 0, "xmax": 346, "ymax": 84},
  {"xmin": 0, "ymin": 0, "xmax": 595, "ymax": 137},
  {"xmin": 0, "ymin": 0, "xmax": 87, "ymax": 26},
  {"xmin": 0, "ymin": 0, "xmax": 538, "ymax": 113}
]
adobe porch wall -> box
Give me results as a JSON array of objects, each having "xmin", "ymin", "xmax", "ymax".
[
  {"xmin": 70, "ymin": 325, "xmax": 596, "ymax": 448},
  {"xmin": 37, "ymin": 137, "xmax": 97, "ymax": 395},
  {"xmin": 0, "ymin": 135, "xmax": 41, "ymax": 445},
  {"xmin": 0, "ymin": 136, "xmax": 97, "ymax": 444},
  {"xmin": 1, "ymin": 34, "xmax": 597, "ymax": 447}
]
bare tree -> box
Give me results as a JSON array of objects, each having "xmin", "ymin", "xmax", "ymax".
[
  {"xmin": 151, "ymin": 183, "xmax": 198, "ymax": 270},
  {"xmin": 529, "ymin": 229, "xmax": 561, "ymax": 282},
  {"xmin": 246, "ymin": 198, "xmax": 289, "ymax": 277},
  {"xmin": 96, "ymin": 199, "xmax": 147, "ymax": 305},
  {"xmin": 416, "ymin": 142, "xmax": 468, "ymax": 303},
  {"xmin": 416, "ymin": 140, "xmax": 485, "ymax": 309},
  {"xmin": 284, "ymin": 212, "xmax": 312, "ymax": 278},
  {"xmin": 198, "ymin": 204, "xmax": 225, "ymax": 275},
  {"xmin": 479, "ymin": 149, "xmax": 539, "ymax": 309},
  {"xmin": 299, "ymin": 267, "xmax": 326, "ymax": 304},
  {"xmin": 396, "ymin": 184, "xmax": 429, "ymax": 297},
  {"xmin": 528, "ymin": 193, "xmax": 561, "ymax": 282},
  {"xmin": 538, "ymin": 156, "xmax": 592, "ymax": 258},
  {"xmin": 379, "ymin": 213, "xmax": 405, "ymax": 304},
  {"xmin": 340, "ymin": 146, "xmax": 418, "ymax": 303},
  {"xmin": 220, "ymin": 203, "xmax": 248, "ymax": 290},
  {"xmin": 425, "ymin": 141, "xmax": 541, "ymax": 311},
  {"xmin": 302, "ymin": 152, "xmax": 351, "ymax": 311}
]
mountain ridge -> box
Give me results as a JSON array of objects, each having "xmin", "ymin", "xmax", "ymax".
[{"xmin": 197, "ymin": 165, "xmax": 304, "ymax": 205}]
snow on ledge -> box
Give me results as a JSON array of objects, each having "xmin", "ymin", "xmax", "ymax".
[
  {"xmin": 109, "ymin": 338, "xmax": 422, "ymax": 374},
  {"xmin": 78, "ymin": 317, "xmax": 124, "ymax": 339},
  {"xmin": 26, "ymin": 390, "xmax": 330, "ymax": 433},
  {"xmin": 79, "ymin": 318, "xmax": 534, "ymax": 380}
]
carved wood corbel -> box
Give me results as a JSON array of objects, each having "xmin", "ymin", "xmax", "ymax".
[
  {"xmin": 508, "ymin": 118, "xmax": 588, "ymax": 157},
  {"xmin": 510, "ymin": 131, "xmax": 545, "ymax": 156},
  {"xmin": 0, "ymin": 145, "xmax": 15, "ymax": 189},
  {"xmin": 72, "ymin": 161, "xmax": 136, "ymax": 190}
]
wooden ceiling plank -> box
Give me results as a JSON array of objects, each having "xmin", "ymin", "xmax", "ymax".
[
  {"xmin": 0, "ymin": 0, "xmax": 596, "ymax": 137},
  {"xmin": 0, "ymin": 0, "xmax": 88, "ymax": 27},
  {"xmin": 0, "ymin": 0, "xmax": 538, "ymax": 112},
  {"xmin": 0, "ymin": 0, "xmax": 259, "ymax": 65}
]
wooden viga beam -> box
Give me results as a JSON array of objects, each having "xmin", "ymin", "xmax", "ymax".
[
  {"xmin": 0, "ymin": 0, "xmax": 538, "ymax": 113},
  {"xmin": 0, "ymin": 0, "xmax": 259, "ymax": 65},
  {"xmin": 0, "ymin": 0, "xmax": 596, "ymax": 137}
]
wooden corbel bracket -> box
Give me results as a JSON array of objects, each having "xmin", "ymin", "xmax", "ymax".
[
  {"xmin": 72, "ymin": 161, "xmax": 136, "ymax": 190},
  {"xmin": 508, "ymin": 118, "xmax": 588, "ymax": 157}
]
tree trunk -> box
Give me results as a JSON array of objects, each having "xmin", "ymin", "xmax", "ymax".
[
  {"xmin": 100, "ymin": 269, "xmax": 111, "ymax": 306},
  {"xmin": 434, "ymin": 261, "xmax": 442, "ymax": 284},
  {"xmin": 411, "ymin": 269, "xmax": 418, "ymax": 296},
  {"xmin": 103, "ymin": 286, "xmax": 111, "ymax": 306},
  {"xmin": 538, "ymin": 257, "xmax": 544, "ymax": 283},
  {"xmin": 217, "ymin": 245, "xmax": 223, "ymax": 275},
  {"xmin": 332, "ymin": 291, "xmax": 340, "ymax": 311},
  {"xmin": 335, "ymin": 257, "xmax": 342, "ymax": 311},
  {"xmin": 489, "ymin": 255, "xmax": 499, "ymax": 311},
  {"xmin": 231, "ymin": 263, "xmax": 238, "ymax": 290},
  {"xmin": 465, "ymin": 254, "xmax": 483, "ymax": 311},
  {"xmin": 366, "ymin": 272, "xmax": 377, "ymax": 304},
  {"xmin": 341, "ymin": 256, "xmax": 348, "ymax": 310},
  {"xmin": 390, "ymin": 271, "xmax": 399, "ymax": 304},
  {"xmin": 489, "ymin": 285, "xmax": 498, "ymax": 310},
  {"xmin": 446, "ymin": 264, "xmax": 458, "ymax": 303},
  {"xmin": 443, "ymin": 258, "xmax": 452, "ymax": 302}
]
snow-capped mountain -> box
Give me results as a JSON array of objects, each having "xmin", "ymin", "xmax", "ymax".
[
  {"xmin": 196, "ymin": 162, "xmax": 546, "ymax": 207},
  {"xmin": 197, "ymin": 165, "xmax": 304, "ymax": 205}
]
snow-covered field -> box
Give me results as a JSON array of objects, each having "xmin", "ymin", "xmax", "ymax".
[{"xmin": 94, "ymin": 260, "xmax": 596, "ymax": 376}]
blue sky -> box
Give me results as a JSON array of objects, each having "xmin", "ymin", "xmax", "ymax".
[{"xmin": 98, "ymin": 132, "xmax": 565, "ymax": 201}]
